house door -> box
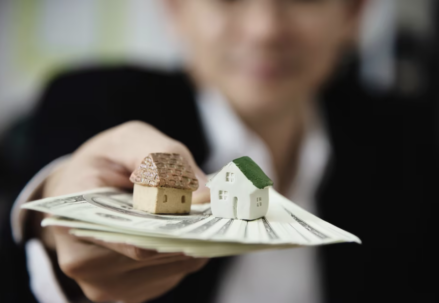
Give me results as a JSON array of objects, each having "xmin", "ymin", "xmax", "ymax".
[{"xmin": 233, "ymin": 197, "xmax": 238, "ymax": 219}]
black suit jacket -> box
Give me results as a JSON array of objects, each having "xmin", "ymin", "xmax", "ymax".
[{"xmin": 1, "ymin": 65, "xmax": 438, "ymax": 303}]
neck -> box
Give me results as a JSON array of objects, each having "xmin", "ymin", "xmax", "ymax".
[{"xmin": 236, "ymin": 98, "xmax": 312, "ymax": 194}]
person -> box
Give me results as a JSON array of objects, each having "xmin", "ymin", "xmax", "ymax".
[{"xmin": 1, "ymin": 0, "xmax": 438, "ymax": 302}]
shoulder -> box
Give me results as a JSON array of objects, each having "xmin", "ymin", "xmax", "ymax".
[
  {"xmin": 51, "ymin": 64, "xmax": 188, "ymax": 84},
  {"xmin": 42, "ymin": 65, "xmax": 193, "ymax": 100},
  {"xmin": 26, "ymin": 65, "xmax": 203, "ymax": 170},
  {"xmin": 33, "ymin": 64, "xmax": 198, "ymax": 129}
]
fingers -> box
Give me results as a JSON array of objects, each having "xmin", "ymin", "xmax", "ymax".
[
  {"xmin": 45, "ymin": 121, "xmax": 209, "ymax": 197},
  {"xmin": 52, "ymin": 226, "xmax": 199, "ymax": 276},
  {"xmin": 77, "ymin": 258, "xmax": 208, "ymax": 303},
  {"xmin": 192, "ymin": 170, "xmax": 210, "ymax": 204},
  {"xmin": 52, "ymin": 227, "xmax": 123, "ymax": 278},
  {"xmin": 193, "ymin": 186, "xmax": 211, "ymax": 204},
  {"xmin": 53, "ymin": 225, "xmax": 208, "ymax": 303},
  {"xmin": 43, "ymin": 157, "xmax": 133, "ymax": 197},
  {"xmin": 81, "ymin": 237, "xmax": 188, "ymax": 262},
  {"xmin": 84, "ymin": 121, "xmax": 208, "ymax": 187}
]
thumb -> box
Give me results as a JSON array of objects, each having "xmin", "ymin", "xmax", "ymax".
[
  {"xmin": 192, "ymin": 172, "xmax": 210, "ymax": 204},
  {"xmin": 85, "ymin": 121, "xmax": 210, "ymax": 203}
]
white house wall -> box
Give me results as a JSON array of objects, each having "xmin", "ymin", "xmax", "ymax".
[
  {"xmin": 249, "ymin": 188, "xmax": 270, "ymax": 220},
  {"xmin": 209, "ymin": 162, "xmax": 261, "ymax": 220}
]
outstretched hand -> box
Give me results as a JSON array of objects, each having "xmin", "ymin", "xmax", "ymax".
[{"xmin": 41, "ymin": 121, "xmax": 210, "ymax": 302}]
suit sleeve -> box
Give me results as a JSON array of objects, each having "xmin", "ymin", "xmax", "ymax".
[{"xmin": 28, "ymin": 71, "xmax": 114, "ymax": 172}]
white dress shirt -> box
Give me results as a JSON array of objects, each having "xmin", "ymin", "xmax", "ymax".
[
  {"xmin": 197, "ymin": 89, "xmax": 330, "ymax": 303},
  {"xmin": 12, "ymin": 89, "xmax": 330, "ymax": 303}
]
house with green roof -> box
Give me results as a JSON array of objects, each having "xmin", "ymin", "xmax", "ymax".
[{"xmin": 206, "ymin": 156, "xmax": 273, "ymax": 220}]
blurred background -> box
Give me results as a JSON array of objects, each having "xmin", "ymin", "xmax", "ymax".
[
  {"xmin": 0, "ymin": 0, "xmax": 437, "ymax": 136},
  {"xmin": 0, "ymin": 0, "xmax": 437, "ymax": 228}
]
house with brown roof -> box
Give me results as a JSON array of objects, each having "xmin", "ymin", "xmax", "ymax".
[{"xmin": 130, "ymin": 153, "xmax": 199, "ymax": 214}]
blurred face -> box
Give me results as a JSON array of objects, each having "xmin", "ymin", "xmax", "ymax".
[{"xmin": 167, "ymin": 0, "xmax": 363, "ymax": 117}]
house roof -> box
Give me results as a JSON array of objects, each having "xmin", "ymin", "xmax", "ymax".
[
  {"xmin": 130, "ymin": 153, "xmax": 199, "ymax": 191},
  {"xmin": 232, "ymin": 156, "xmax": 273, "ymax": 189}
]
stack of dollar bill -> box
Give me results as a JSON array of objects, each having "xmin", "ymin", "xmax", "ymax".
[{"xmin": 22, "ymin": 188, "xmax": 360, "ymax": 257}]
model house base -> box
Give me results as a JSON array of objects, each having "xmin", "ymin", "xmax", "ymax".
[{"xmin": 133, "ymin": 184, "xmax": 192, "ymax": 214}]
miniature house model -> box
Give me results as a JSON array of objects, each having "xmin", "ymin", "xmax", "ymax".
[
  {"xmin": 207, "ymin": 156, "xmax": 273, "ymax": 220},
  {"xmin": 130, "ymin": 153, "xmax": 199, "ymax": 214}
]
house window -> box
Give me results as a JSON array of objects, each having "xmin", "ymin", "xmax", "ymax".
[
  {"xmin": 163, "ymin": 195, "xmax": 167, "ymax": 203},
  {"xmin": 225, "ymin": 172, "xmax": 235, "ymax": 183},
  {"xmin": 256, "ymin": 197, "xmax": 262, "ymax": 207},
  {"xmin": 219, "ymin": 190, "xmax": 228, "ymax": 200},
  {"xmin": 181, "ymin": 195, "xmax": 186, "ymax": 203}
]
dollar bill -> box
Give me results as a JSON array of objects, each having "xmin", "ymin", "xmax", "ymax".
[{"xmin": 22, "ymin": 187, "xmax": 360, "ymax": 256}]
